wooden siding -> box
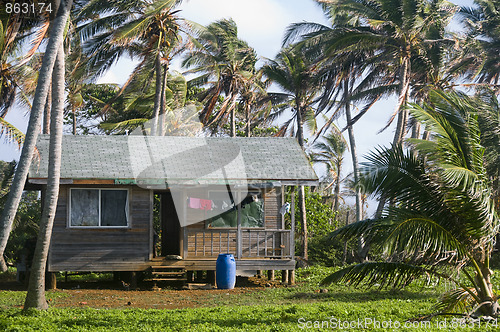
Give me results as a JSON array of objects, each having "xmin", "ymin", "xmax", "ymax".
[
  {"xmin": 48, "ymin": 185, "xmax": 152, "ymax": 272},
  {"xmin": 264, "ymin": 187, "xmax": 282, "ymax": 229}
]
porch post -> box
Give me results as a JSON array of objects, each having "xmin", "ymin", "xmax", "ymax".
[
  {"xmin": 290, "ymin": 186, "xmax": 295, "ymax": 258},
  {"xmin": 182, "ymin": 188, "xmax": 188, "ymax": 258},
  {"xmin": 237, "ymin": 189, "xmax": 242, "ymax": 259}
]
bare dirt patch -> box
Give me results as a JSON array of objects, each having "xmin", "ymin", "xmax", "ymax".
[{"xmin": 3, "ymin": 276, "xmax": 287, "ymax": 309}]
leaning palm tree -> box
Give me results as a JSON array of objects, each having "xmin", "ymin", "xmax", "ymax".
[
  {"xmin": 262, "ymin": 46, "xmax": 323, "ymax": 259},
  {"xmin": 307, "ymin": 0, "xmax": 455, "ymax": 144},
  {"xmin": 182, "ymin": 18, "xmax": 257, "ymax": 137},
  {"xmin": 323, "ymin": 89, "xmax": 500, "ymax": 317},
  {"xmin": 24, "ymin": 33, "xmax": 66, "ymax": 311}
]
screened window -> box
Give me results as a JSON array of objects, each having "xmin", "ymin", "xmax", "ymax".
[
  {"xmin": 70, "ymin": 189, "xmax": 129, "ymax": 227},
  {"xmin": 206, "ymin": 191, "xmax": 264, "ymax": 228}
]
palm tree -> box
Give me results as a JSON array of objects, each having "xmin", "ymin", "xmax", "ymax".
[
  {"xmin": 99, "ymin": 71, "xmax": 202, "ymax": 136},
  {"xmin": 0, "ymin": 0, "xmax": 72, "ymax": 272},
  {"xmin": 456, "ymin": 0, "xmax": 500, "ymax": 85},
  {"xmin": 77, "ymin": 0, "xmax": 187, "ymax": 135},
  {"xmin": 24, "ymin": 35, "xmax": 66, "ymax": 311},
  {"xmin": 237, "ymin": 70, "xmax": 272, "ymax": 137},
  {"xmin": 262, "ymin": 46, "xmax": 323, "ymax": 259},
  {"xmin": 182, "ymin": 18, "xmax": 257, "ymax": 137},
  {"xmin": 309, "ymin": 0, "xmax": 455, "ymax": 143},
  {"xmin": 311, "ymin": 131, "xmax": 347, "ymax": 213},
  {"xmin": 323, "ymin": 90, "xmax": 500, "ymax": 317}
]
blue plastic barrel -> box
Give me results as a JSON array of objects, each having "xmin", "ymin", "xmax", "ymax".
[{"xmin": 216, "ymin": 253, "xmax": 236, "ymax": 289}]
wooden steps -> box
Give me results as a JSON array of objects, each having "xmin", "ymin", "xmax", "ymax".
[{"xmin": 148, "ymin": 266, "xmax": 187, "ymax": 282}]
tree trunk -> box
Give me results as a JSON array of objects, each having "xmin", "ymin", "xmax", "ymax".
[
  {"xmin": 392, "ymin": 57, "xmax": 410, "ymax": 145},
  {"xmin": 245, "ymin": 104, "xmax": 251, "ymax": 137},
  {"xmin": 343, "ymin": 81, "xmax": 362, "ymax": 222},
  {"xmin": 24, "ymin": 37, "xmax": 65, "ymax": 311},
  {"xmin": 230, "ymin": 98, "xmax": 236, "ymax": 137},
  {"xmin": 344, "ymin": 80, "xmax": 367, "ymax": 261},
  {"xmin": 228, "ymin": 91, "xmax": 238, "ymax": 137},
  {"xmin": 72, "ymin": 106, "xmax": 77, "ymax": 135},
  {"xmin": 295, "ymin": 104, "xmax": 307, "ymax": 259},
  {"xmin": 0, "ymin": 0, "xmax": 72, "ymax": 272},
  {"xmin": 42, "ymin": 87, "xmax": 51, "ymax": 135},
  {"xmin": 158, "ymin": 62, "xmax": 169, "ymax": 136},
  {"xmin": 334, "ymin": 161, "xmax": 341, "ymax": 213},
  {"xmin": 376, "ymin": 58, "xmax": 411, "ymax": 220},
  {"xmin": 151, "ymin": 52, "xmax": 162, "ymax": 136}
]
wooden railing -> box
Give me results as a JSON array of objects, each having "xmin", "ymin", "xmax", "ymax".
[{"xmin": 184, "ymin": 228, "xmax": 293, "ymax": 259}]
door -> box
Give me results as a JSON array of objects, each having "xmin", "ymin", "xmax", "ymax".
[{"xmin": 160, "ymin": 191, "xmax": 181, "ymax": 256}]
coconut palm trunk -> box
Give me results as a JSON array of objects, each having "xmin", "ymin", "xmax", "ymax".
[
  {"xmin": 0, "ymin": 0, "xmax": 72, "ymax": 272},
  {"xmin": 375, "ymin": 57, "xmax": 411, "ymax": 218},
  {"xmin": 344, "ymin": 80, "xmax": 368, "ymax": 261},
  {"xmin": 245, "ymin": 104, "xmax": 251, "ymax": 137},
  {"xmin": 229, "ymin": 90, "xmax": 238, "ymax": 137},
  {"xmin": 43, "ymin": 88, "xmax": 51, "ymax": 135},
  {"xmin": 158, "ymin": 63, "xmax": 169, "ymax": 136},
  {"xmin": 343, "ymin": 81, "xmax": 362, "ymax": 223},
  {"xmin": 24, "ymin": 37, "xmax": 65, "ymax": 311},
  {"xmin": 151, "ymin": 52, "xmax": 162, "ymax": 136},
  {"xmin": 333, "ymin": 159, "xmax": 341, "ymax": 213},
  {"xmin": 295, "ymin": 102, "xmax": 308, "ymax": 259}
]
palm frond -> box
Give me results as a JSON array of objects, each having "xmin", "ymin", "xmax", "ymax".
[{"xmin": 321, "ymin": 262, "xmax": 430, "ymax": 289}]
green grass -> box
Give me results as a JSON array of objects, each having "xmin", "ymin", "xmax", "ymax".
[{"xmin": 0, "ymin": 266, "xmax": 497, "ymax": 331}]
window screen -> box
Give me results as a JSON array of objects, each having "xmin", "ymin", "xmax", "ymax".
[
  {"xmin": 70, "ymin": 189, "xmax": 99, "ymax": 226},
  {"xmin": 101, "ymin": 190, "xmax": 128, "ymax": 226},
  {"xmin": 207, "ymin": 192, "xmax": 264, "ymax": 228}
]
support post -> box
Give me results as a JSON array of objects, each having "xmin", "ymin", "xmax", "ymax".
[
  {"xmin": 281, "ymin": 270, "xmax": 289, "ymax": 284},
  {"xmin": 288, "ymin": 270, "xmax": 295, "ymax": 285},
  {"xmin": 237, "ymin": 189, "xmax": 242, "ymax": 259},
  {"xmin": 207, "ymin": 270, "xmax": 216, "ymax": 286},
  {"xmin": 182, "ymin": 189, "xmax": 188, "ymax": 258},
  {"xmin": 46, "ymin": 272, "xmax": 57, "ymax": 290},
  {"xmin": 130, "ymin": 272, "xmax": 137, "ymax": 290},
  {"xmin": 290, "ymin": 186, "xmax": 296, "ymax": 258},
  {"xmin": 268, "ymin": 270, "xmax": 275, "ymax": 281}
]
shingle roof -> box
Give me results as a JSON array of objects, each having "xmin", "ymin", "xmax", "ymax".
[{"xmin": 29, "ymin": 135, "xmax": 318, "ymax": 184}]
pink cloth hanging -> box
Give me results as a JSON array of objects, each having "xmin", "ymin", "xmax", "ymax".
[{"xmin": 189, "ymin": 197, "xmax": 201, "ymax": 209}]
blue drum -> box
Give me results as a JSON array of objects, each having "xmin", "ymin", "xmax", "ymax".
[{"xmin": 216, "ymin": 254, "xmax": 236, "ymax": 289}]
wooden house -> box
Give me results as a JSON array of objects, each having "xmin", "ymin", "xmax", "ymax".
[{"xmin": 28, "ymin": 135, "xmax": 318, "ymax": 284}]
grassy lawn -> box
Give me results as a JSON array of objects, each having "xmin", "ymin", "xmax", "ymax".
[{"xmin": 0, "ymin": 266, "xmax": 497, "ymax": 331}]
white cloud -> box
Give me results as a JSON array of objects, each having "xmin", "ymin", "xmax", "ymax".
[{"xmin": 96, "ymin": 70, "xmax": 119, "ymax": 84}]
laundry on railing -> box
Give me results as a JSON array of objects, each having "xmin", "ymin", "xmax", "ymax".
[{"xmin": 188, "ymin": 197, "xmax": 213, "ymax": 211}]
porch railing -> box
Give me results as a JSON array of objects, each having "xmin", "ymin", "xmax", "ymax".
[{"xmin": 184, "ymin": 228, "xmax": 293, "ymax": 259}]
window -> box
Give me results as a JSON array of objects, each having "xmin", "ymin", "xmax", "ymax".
[
  {"xmin": 70, "ymin": 189, "xmax": 129, "ymax": 227},
  {"xmin": 205, "ymin": 191, "xmax": 264, "ymax": 228}
]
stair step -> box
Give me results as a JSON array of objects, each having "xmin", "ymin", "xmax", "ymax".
[
  {"xmin": 153, "ymin": 272, "xmax": 186, "ymax": 276},
  {"xmin": 151, "ymin": 266, "xmax": 186, "ymax": 270},
  {"xmin": 152, "ymin": 278, "xmax": 187, "ymax": 281}
]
